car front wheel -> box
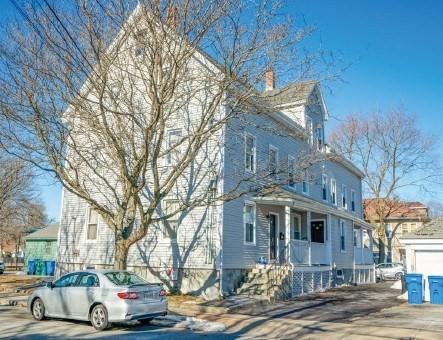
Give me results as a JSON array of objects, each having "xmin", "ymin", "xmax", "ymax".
[
  {"xmin": 139, "ymin": 318, "xmax": 153, "ymax": 325},
  {"xmin": 32, "ymin": 298, "xmax": 45, "ymax": 321},
  {"xmin": 91, "ymin": 304, "xmax": 109, "ymax": 331}
]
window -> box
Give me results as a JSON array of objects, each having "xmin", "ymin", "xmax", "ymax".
[
  {"xmin": 315, "ymin": 126, "xmax": 323, "ymax": 150},
  {"xmin": 302, "ymin": 169, "xmax": 309, "ymax": 194},
  {"xmin": 244, "ymin": 203, "xmax": 255, "ymax": 244},
  {"xmin": 245, "ymin": 133, "xmax": 256, "ymax": 173},
  {"xmin": 87, "ymin": 208, "xmax": 98, "ymax": 241},
  {"xmin": 351, "ymin": 190, "xmax": 356, "ymax": 212},
  {"xmin": 401, "ymin": 223, "xmax": 409, "ymax": 234},
  {"xmin": 167, "ymin": 129, "xmax": 182, "ymax": 165},
  {"xmin": 288, "ymin": 156, "xmax": 296, "ymax": 189},
  {"xmin": 45, "ymin": 242, "xmax": 51, "ymax": 254},
  {"xmin": 340, "ymin": 220, "xmax": 346, "ymax": 251},
  {"xmin": 330, "ymin": 178, "xmax": 337, "ymax": 205},
  {"xmin": 54, "ymin": 273, "xmax": 80, "ymax": 288},
  {"xmin": 292, "ymin": 215, "xmax": 301, "ymax": 240},
  {"xmin": 410, "ymin": 223, "xmax": 416, "ymax": 231},
  {"xmin": 353, "ymin": 229, "xmax": 358, "ymax": 247},
  {"xmin": 363, "ymin": 230, "xmax": 370, "ymax": 248},
  {"xmin": 268, "ymin": 145, "xmax": 278, "ymax": 178},
  {"xmin": 163, "ymin": 200, "xmax": 179, "ymax": 240},
  {"xmin": 311, "ymin": 221, "xmax": 325, "ymax": 243},
  {"xmin": 321, "ymin": 174, "xmax": 328, "ymax": 201},
  {"xmin": 78, "ymin": 273, "xmax": 100, "ymax": 287},
  {"xmin": 105, "ymin": 271, "xmax": 147, "ymax": 286},
  {"xmin": 134, "ymin": 30, "xmax": 146, "ymax": 58},
  {"xmin": 341, "ymin": 184, "xmax": 347, "ymax": 209},
  {"xmin": 306, "ymin": 117, "xmax": 313, "ymax": 145}
]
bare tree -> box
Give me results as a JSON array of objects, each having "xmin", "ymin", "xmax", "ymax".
[
  {"xmin": 0, "ymin": 151, "xmax": 46, "ymax": 256},
  {"xmin": 0, "ymin": 0, "xmax": 331, "ymax": 270},
  {"xmin": 329, "ymin": 108, "xmax": 441, "ymax": 262}
]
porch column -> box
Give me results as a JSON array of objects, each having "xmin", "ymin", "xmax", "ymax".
[
  {"xmin": 360, "ymin": 228, "xmax": 364, "ymax": 263},
  {"xmin": 307, "ymin": 211, "xmax": 311, "ymax": 265},
  {"xmin": 285, "ymin": 206, "xmax": 291, "ymax": 265},
  {"xmin": 327, "ymin": 214, "xmax": 332, "ymax": 266}
]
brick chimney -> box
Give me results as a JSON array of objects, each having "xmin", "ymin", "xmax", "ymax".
[
  {"xmin": 167, "ymin": 6, "xmax": 179, "ymax": 30},
  {"xmin": 265, "ymin": 69, "xmax": 275, "ymax": 91}
]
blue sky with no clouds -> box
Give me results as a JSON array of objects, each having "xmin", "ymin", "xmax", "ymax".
[{"xmin": 1, "ymin": 1, "xmax": 442, "ymax": 221}]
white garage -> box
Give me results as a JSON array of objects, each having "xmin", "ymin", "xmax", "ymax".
[{"xmin": 401, "ymin": 217, "xmax": 443, "ymax": 301}]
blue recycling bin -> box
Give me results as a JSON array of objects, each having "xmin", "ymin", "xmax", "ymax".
[
  {"xmin": 405, "ymin": 273, "xmax": 423, "ymax": 304},
  {"xmin": 45, "ymin": 261, "xmax": 56, "ymax": 277},
  {"xmin": 428, "ymin": 276, "xmax": 443, "ymax": 304},
  {"xmin": 27, "ymin": 259, "xmax": 36, "ymax": 275}
]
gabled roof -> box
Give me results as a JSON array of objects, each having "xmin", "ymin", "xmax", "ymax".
[
  {"xmin": 364, "ymin": 199, "xmax": 429, "ymax": 221},
  {"xmin": 25, "ymin": 224, "xmax": 59, "ymax": 241},
  {"xmin": 260, "ymin": 80, "xmax": 328, "ymax": 120},
  {"xmin": 401, "ymin": 217, "xmax": 443, "ymax": 239}
]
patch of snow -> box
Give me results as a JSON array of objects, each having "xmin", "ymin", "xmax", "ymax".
[
  {"xmin": 397, "ymin": 291, "xmax": 408, "ymax": 300},
  {"xmin": 391, "ymin": 280, "xmax": 402, "ymax": 290},
  {"xmin": 176, "ymin": 317, "xmax": 226, "ymax": 333}
]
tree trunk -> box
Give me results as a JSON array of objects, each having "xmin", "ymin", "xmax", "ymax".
[
  {"xmin": 378, "ymin": 237, "xmax": 386, "ymax": 263},
  {"xmin": 114, "ymin": 238, "xmax": 129, "ymax": 270}
]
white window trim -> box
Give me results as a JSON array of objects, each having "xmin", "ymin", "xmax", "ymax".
[
  {"xmin": 268, "ymin": 144, "xmax": 279, "ymax": 178},
  {"xmin": 331, "ymin": 178, "xmax": 337, "ymax": 206},
  {"xmin": 84, "ymin": 206, "xmax": 99, "ymax": 243},
  {"xmin": 341, "ymin": 184, "xmax": 348, "ymax": 210},
  {"xmin": 161, "ymin": 199, "xmax": 179, "ymax": 242},
  {"xmin": 311, "ymin": 219, "xmax": 326, "ymax": 244},
  {"xmin": 244, "ymin": 200, "xmax": 256, "ymax": 245},
  {"xmin": 340, "ymin": 220, "xmax": 346, "ymax": 253},
  {"xmin": 165, "ymin": 128, "xmax": 183, "ymax": 166},
  {"xmin": 321, "ymin": 173, "xmax": 328, "ymax": 202},
  {"xmin": 351, "ymin": 189, "xmax": 356, "ymax": 213},
  {"xmin": 291, "ymin": 213, "xmax": 302, "ymax": 240},
  {"xmin": 244, "ymin": 132, "xmax": 256, "ymax": 174},
  {"xmin": 287, "ymin": 155, "xmax": 296, "ymax": 190}
]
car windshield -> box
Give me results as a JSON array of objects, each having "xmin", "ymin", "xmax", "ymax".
[{"xmin": 105, "ymin": 271, "xmax": 147, "ymax": 286}]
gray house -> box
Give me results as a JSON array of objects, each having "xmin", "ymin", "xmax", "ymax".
[{"xmin": 56, "ymin": 9, "xmax": 374, "ymax": 300}]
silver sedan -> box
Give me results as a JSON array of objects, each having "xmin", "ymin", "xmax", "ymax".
[{"xmin": 27, "ymin": 270, "xmax": 168, "ymax": 330}]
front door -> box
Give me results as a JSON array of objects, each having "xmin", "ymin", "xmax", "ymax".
[{"xmin": 269, "ymin": 214, "xmax": 277, "ymax": 261}]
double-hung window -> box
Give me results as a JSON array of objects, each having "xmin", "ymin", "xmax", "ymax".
[
  {"xmin": 340, "ymin": 220, "xmax": 346, "ymax": 251},
  {"xmin": 268, "ymin": 145, "xmax": 278, "ymax": 179},
  {"xmin": 244, "ymin": 202, "xmax": 255, "ymax": 244},
  {"xmin": 342, "ymin": 184, "xmax": 347, "ymax": 209},
  {"xmin": 287, "ymin": 156, "xmax": 296, "ymax": 189},
  {"xmin": 302, "ymin": 169, "xmax": 309, "ymax": 194},
  {"xmin": 87, "ymin": 208, "xmax": 98, "ymax": 241},
  {"xmin": 167, "ymin": 129, "xmax": 182, "ymax": 165},
  {"xmin": 306, "ymin": 117, "xmax": 313, "ymax": 146},
  {"xmin": 316, "ymin": 126, "xmax": 323, "ymax": 150},
  {"xmin": 351, "ymin": 189, "xmax": 356, "ymax": 212},
  {"xmin": 292, "ymin": 214, "xmax": 301, "ymax": 240},
  {"xmin": 330, "ymin": 178, "xmax": 337, "ymax": 205},
  {"xmin": 245, "ymin": 134, "xmax": 256, "ymax": 173},
  {"xmin": 163, "ymin": 200, "xmax": 179, "ymax": 240},
  {"xmin": 321, "ymin": 174, "xmax": 328, "ymax": 201}
]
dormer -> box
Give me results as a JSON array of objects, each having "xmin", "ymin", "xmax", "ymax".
[{"xmin": 261, "ymin": 76, "xmax": 328, "ymax": 131}]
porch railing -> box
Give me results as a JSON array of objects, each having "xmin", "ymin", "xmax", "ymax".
[
  {"xmin": 354, "ymin": 247, "xmax": 373, "ymax": 264},
  {"xmin": 310, "ymin": 242, "xmax": 329, "ymax": 265},
  {"xmin": 290, "ymin": 239, "xmax": 310, "ymax": 264}
]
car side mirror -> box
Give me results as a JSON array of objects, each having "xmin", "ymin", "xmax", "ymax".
[{"xmin": 46, "ymin": 282, "xmax": 54, "ymax": 289}]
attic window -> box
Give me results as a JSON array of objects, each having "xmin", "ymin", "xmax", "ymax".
[{"xmin": 134, "ymin": 30, "xmax": 147, "ymax": 58}]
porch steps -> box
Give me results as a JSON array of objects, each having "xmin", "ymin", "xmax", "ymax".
[{"xmin": 236, "ymin": 266, "xmax": 292, "ymax": 301}]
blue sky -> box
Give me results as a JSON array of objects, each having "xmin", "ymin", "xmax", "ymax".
[{"xmin": 1, "ymin": 1, "xmax": 442, "ymax": 221}]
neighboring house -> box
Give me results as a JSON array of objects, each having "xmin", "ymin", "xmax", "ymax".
[
  {"xmin": 364, "ymin": 199, "xmax": 429, "ymax": 264},
  {"xmin": 25, "ymin": 224, "xmax": 59, "ymax": 265},
  {"xmin": 400, "ymin": 217, "xmax": 443, "ymax": 301},
  {"xmin": 57, "ymin": 8, "xmax": 374, "ymax": 300}
]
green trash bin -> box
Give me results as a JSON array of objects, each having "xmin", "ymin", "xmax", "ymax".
[{"xmin": 36, "ymin": 260, "xmax": 47, "ymax": 276}]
